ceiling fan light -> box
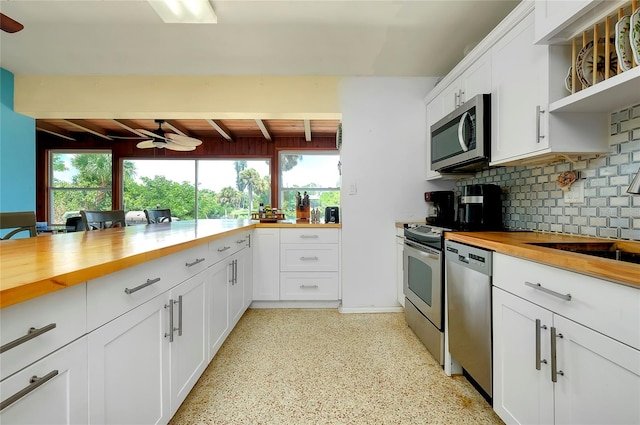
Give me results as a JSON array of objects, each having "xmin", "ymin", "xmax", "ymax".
[
  {"xmin": 152, "ymin": 140, "xmax": 166, "ymax": 148},
  {"xmin": 148, "ymin": 0, "xmax": 217, "ymax": 24}
]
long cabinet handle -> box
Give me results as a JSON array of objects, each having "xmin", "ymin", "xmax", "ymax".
[
  {"xmin": 550, "ymin": 327, "xmax": 564, "ymax": 382},
  {"xmin": 175, "ymin": 295, "xmax": 183, "ymax": 337},
  {"xmin": 165, "ymin": 299, "xmax": 174, "ymax": 342},
  {"xmin": 0, "ymin": 370, "xmax": 59, "ymax": 411},
  {"xmin": 300, "ymin": 284, "xmax": 319, "ymax": 289},
  {"xmin": 535, "ymin": 319, "xmax": 548, "ymax": 371},
  {"xmin": 217, "ymin": 246, "xmax": 231, "ymax": 253},
  {"xmin": 228, "ymin": 260, "xmax": 235, "ymax": 285},
  {"xmin": 234, "ymin": 259, "xmax": 238, "ymax": 284},
  {"xmin": 185, "ymin": 258, "xmax": 205, "ymax": 267},
  {"xmin": 0, "ymin": 323, "xmax": 57, "ymax": 354},
  {"xmin": 299, "ymin": 235, "xmax": 319, "ymax": 239},
  {"xmin": 124, "ymin": 277, "xmax": 161, "ymax": 295},
  {"xmin": 536, "ymin": 105, "xmax": 545, "ymax": 143},
  {"xmin": 236, "ymin": 239, "xmax": 246, "ymax": 244},
  {"xmin": 300, "ymin": 256, "xmax": 319, "ymax": 261},
  {"xmin": 525, "ymin": 282, "xmax": 571, "ymax": 301}
]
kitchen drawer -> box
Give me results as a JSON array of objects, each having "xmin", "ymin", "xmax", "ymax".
[
  {"xmin": 209, "ymin": 233, "xmax": 249, "ymax": 264},
  {"xmin": 0, "ymin": 283, "xmax": 86, "ymax": 381},
  {"xmin": 280, "ymin": 228, "xmax": 339, "ymax": 244},
  {"xmin": 493, "ymin": 253, "xmax": 640, "ymax": 350},
  {"xmin": 280, "ymin": 244, "xmax": 339, "ymax": 272},
  {"xmin": 87, "ymin": 244, "xmax": 209, "ymax": 331},
  {"xmin": 280, "ymin": 272, "xmax": 340, "ymax": 300}
]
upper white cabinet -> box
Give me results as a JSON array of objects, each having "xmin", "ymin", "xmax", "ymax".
[
  {"xmin": 490, "ymin": 10, "xmax": 609, "ymax": 166},
  {"xmin": 534, "ymin": 0, "xmax": 595, "ymax": 44}
]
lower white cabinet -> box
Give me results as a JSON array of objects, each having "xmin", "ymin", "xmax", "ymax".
[
  {"xmin": 207, "ymin": 259, "xmax": 230, "ymax": 361},
  {"xmin": 0, "ymin": 337, "xmax": 88, "ymax": 425},
  {"xmin": 493, "ymin": 254, "xmax": 640, "ymax": 425},
  {"xmin": 395, "ymin": 227, "xmax": 404, "ymax": 307},
  {"xmin": 252, "ymin": 228, "xmax": 280, "ymax": 301}
]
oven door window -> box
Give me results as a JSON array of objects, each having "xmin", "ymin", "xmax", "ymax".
[{"xmin": 407, "ymin": 256, "xmax": 435, "ymax": 306}]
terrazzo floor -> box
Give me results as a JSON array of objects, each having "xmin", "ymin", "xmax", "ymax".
[{"xmin": 169, "ymin": 308, "xmax": 504, "ymax": 425}]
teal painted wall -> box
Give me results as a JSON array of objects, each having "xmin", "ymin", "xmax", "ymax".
[{"xmin": 0, "ymin": 68, "xmax": 36, "ymax": 214}]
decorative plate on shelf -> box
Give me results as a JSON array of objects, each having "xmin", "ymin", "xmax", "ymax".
[
  {"xmin": 615, "ymin": 15, "xmax": 632, "ymax": 72},
  {"xmin": 576, "ymin": 37, "xmax": 618, "ymax": 88},
  {"xmin": 631, "ymin": 8, "xmax": 640, "ymax": 66},
  {"xmin": 564, "ymin": 66, "xmax": 572, "ymax": 93}
]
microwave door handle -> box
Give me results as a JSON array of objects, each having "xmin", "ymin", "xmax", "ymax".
[{"xmin": 457, "ymin": 112, "xmax": 470, "ymax": 152}]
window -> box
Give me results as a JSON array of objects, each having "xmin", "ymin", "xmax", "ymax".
[
  {"xmin": 49, "ymin": 151, "xmax": 112, "ymax": 224},
  {"xmin": 279, "ymin": 151, "xmax": 340, "ymax": 219},
  {"xmin": 122, "ymin": 159, "xmax": 270, "ymax": 223}
]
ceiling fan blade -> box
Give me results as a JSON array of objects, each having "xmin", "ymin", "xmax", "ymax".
[
  {"xmin": 0, "ymin": 13, "xmax": 24, "ymax": 34},
  {"xmin": 165, "ymin": 142, "xmax": 196, "ymax": 152},
  {"xmin": 136, "ymin": 140, "xmax": 158, "ymax": 149},
  {"xmin": 137, "ymin": 128, "xmax": 170, "ymax": 141},
  {"xmin": 166, "ymin": 133, "xmax": 202, "ymax": 147}
]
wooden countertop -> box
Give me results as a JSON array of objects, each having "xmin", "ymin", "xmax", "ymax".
[
  {"xmin": 0, "ymin": 220, "xmax": 341, "ymax": 309},
  {"xmin": 445, "ymin": 231, "xmax": 640, "ymax": 288}
]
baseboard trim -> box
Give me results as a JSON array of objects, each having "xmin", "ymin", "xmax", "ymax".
[
  {"xmin": 338, "ymin": 306, "xmax": 404, "ymax": 314},
  {"xmin": 250, "ymin": 300, "xmax": 341, "ymax": 309}
]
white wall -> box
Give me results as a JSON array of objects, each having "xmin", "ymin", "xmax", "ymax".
[{"xmin": 339, "ymin": 77, "xmax": 454, "ymax": 312}]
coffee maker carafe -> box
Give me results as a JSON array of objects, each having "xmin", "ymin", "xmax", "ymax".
[
  {"xmin": 424, "ymin": 191, "xmax": 455, "ymax": 228},
  {"xmin": 458, "ymin": 184, "xmax": 502, "ymax": 230}
]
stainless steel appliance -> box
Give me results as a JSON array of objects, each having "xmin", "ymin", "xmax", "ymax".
[
  {"xmin": 445, "ymin": 240, "xmax": 493, "ymax": 397},
  {"xmin": 430, "ymin": 93, "xmax": 490, "ymax": 173},
  {"xmin": 458, "ymin": 184, "xmax": 502, "ymax": 231},
  {"xmin": 325, "ymin": 206, "xmax": 339, "ymax": 223},
  {"xmin": 403, "ymin": 224, "xmax": 448, "ymax": 365}
]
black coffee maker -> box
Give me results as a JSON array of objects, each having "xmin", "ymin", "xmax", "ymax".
[
  {"xmin": 458, "ymin": 184, "xmax": 503, "ymax": 231},
  {"xmin": 424, "ymin": 191, "xmax": 455, "ymax": 228}
]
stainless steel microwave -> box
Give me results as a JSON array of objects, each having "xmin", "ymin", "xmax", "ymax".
[{"xmin": 430, "ymin": 93, "xmax": 490, "ymax": 173}]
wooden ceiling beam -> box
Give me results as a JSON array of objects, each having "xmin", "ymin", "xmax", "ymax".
[
  {"xmin": 163, "ymin": 120, "xmax": 190, "ymax": 137},
  {"xmin": 64, "ymin": 119, "xmax": 113, "ymax": 140},
  {"xmin": 255, "ymin": 119, "xmax": 272, "ymax": 141},
  {"xmin": 205, "ymin": 119, "xmax": 234, "ymax": 142},
  {"xmin": 112, "ymin": 119, "xmax": 147, "ymax": 137},
  {"xmin": 35, "ymin": 121, "xmax": 76, "ymax": 141},
  {"xmin": 304, "ymin": 119, "xmax": 312, "ymax": 142}
]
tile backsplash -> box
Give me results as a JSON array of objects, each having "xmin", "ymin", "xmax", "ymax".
[{"xmin": 455, "ymin": 103, "xmax": 640, "ymax": 241}]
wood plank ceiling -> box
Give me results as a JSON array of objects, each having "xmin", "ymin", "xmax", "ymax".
[{"xmin": 35, "ymin": 118, "xmax": 341, "ymax": 144}]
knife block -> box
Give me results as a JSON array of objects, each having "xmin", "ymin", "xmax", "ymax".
[{"xmin": 296, "ymin": 205, "xmax": 310, "ymax": 221}]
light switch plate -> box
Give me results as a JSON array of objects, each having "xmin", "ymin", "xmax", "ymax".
[
  {"xmin": 563, "ymin": 180, "xmax": 585, "ymax": 204},
  {"xmin": 349, "ymin": 183, "xmax": 357, "ymax": 195}
]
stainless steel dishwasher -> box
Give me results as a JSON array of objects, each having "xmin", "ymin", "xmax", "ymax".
[{"xmin": 445, "ymin": 240, "xmax": 493, "ymax": 398}]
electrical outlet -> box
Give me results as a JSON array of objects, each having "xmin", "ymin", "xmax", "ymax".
[
  {"xmin": 349, "ymin": 183, "xmax": 357, "ymax": 195},
  {"xmin": 563, "ymin": 180, "xmax": 585, "ymax": 204}
]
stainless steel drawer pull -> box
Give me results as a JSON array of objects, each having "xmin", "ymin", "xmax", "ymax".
[
  {"xmin": 165, "ymin": 299, "xmax": 175, "ymax": 342},
  {"xmin": 550, "ymin": 327, "xmax": 564, "ymax": 382},
  {"xmin": 536, "ymin": 105, "xmax": 545, "ymax": 143},
  {"xmin": 124, "ymin": 277, "xmax": 161, "ymax": 295},
  {"xmin": 300, "ymin": 256, "xmax": 319, "ymax": 261},
  {"xmin": 186, "ymin": 258, "xmax": 205, "ymax": 267},
  {"xmin": 175, "ymin": 295, "xmax": 183, "ymax": 337},
  {"xmin": 300, "ymin": 285, "xmax": 319, "ymax": 289},
  {"xmin": 236, "ymin": 239, "xmax": 246, "ymax": 244},
  {"xmin": 300, "ymin": 235, "xmax": 319, "ymax": 239},
  {"xmin": 218, "ymin": 246, "xmax": 231, "ymax": 252},
  {"xmin": 525, "ymin": 282, "xmax": 571, "ymax": 301},
  {"xmin": 0, "ymin": 323, "xmax": 57, "ymax": 354},
  {"xmin": 535, "ymin": 319, "xmax": 548, "ymax": 371},
  {"xmin": 0, "ymin": 370, "xmax": 59, "ymax": 411}
]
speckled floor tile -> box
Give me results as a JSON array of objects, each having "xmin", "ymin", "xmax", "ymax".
[{"xmin": 169, "ymin": 309, "xmax": 504, "ymax": 425}]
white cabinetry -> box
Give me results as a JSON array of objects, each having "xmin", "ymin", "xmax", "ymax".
[
  {"xmin": 490, "ymin": 10, "xmax": 608, "ymax": 166},
  {"xmin": 395, "ymin": 227, "xmax": 405, "ymax": 307},
  {"xmin": 207, "ymin": 259, "xmax": 229, "ymax": 360},
  {"xmin": 280, "ymin": 229, "xmax": 340, "ymax": 301},
  {"xmin": 534, "ymin": 0, "xmax": 594, "ymax": 44},
  {"xmin": 492, "ymin": 253, "xmax": 640, "ymax": 425},
  {"xmin": 252, "ymin": 228, "xmax": 281, "ymax": 301}
]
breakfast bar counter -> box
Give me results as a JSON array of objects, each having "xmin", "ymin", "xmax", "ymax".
[{"xmin": 445, "ymin": 231, "xmax": 640, "ymax": 288}]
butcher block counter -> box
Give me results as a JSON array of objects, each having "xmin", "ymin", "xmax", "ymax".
[
  {"xmin": 0, "ymin": 219, "xmax": 341, "ymax": 309},
  {"xmin": 445, "ymin": 231, "xmax": 640, "ymax": 288}
]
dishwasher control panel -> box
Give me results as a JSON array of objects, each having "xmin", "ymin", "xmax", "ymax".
[{"xmin": 445, "ymin": 240, "xmax": 492, "ymax": 276}]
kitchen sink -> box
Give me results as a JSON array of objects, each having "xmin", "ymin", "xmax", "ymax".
[{"xmin": 527, "ymin": 242, "xmax": 640, "ymax": 265}]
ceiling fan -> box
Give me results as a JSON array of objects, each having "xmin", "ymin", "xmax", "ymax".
[
  {"xmin": 136, "ymin": 120, "xmax": 203, "ymax": 151},
  {"xmin": 0, "ymin": 13, "xmax": 24, "ymax": 33}
]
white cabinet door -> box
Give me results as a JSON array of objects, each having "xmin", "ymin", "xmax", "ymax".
[
  {"xmin": 207, "ymin": 259, "xmax": 229, "ymax": 360},
  {"xmin": 460, "ymin": 52, "xmax": 492, "ymax": 104},
  {"xmin": 493, "ymin": 287, "xmax": 554, "ymax": 425},
  {"xmin": 491, "ymin": 12, "xmax": 549, "ymax": 164},
  {"xmin": 88, "ymin": 293, "xmax": 171, "ymax": 425},
  {"xmin": 0, "ymin": 338, "xmax": 88, "ymax": 425},
  {"xmin": 395, "ymin": 231, "xmax": 405, "ymax": 307},
  {"xmin": 242, "ymin": 238, "xmax": 253, "ymax": 310},
  {"xmin": 440, "ymin": 81, "xmax": 461, "ymax": 116},
  {"xmin": 425, "ymin": 98, "xmax": 444, "ymax": 180},
  {"xmin": 169, "ymin": 273, "xmax": 208, "ymax": 415},
  {"xmin": 229, "ymin": 249, "xmax": 246, "ymax": 327},
  {"xmin": 252, "ymin": 228, "xmax": 280, "ymax": 300},
  {"xmin": 553, "ymin": 315, "xmax": 640, "ymax": 425}
]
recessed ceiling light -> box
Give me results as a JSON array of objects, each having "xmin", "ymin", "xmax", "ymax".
[{"xmin": 148, "ymin": 0, "xmax": 217, "ymax": 24}]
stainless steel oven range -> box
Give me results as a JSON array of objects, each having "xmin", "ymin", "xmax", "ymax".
[{"xmin": 403, "ymin": 224, "xmax": 448, "ymax": 365}]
